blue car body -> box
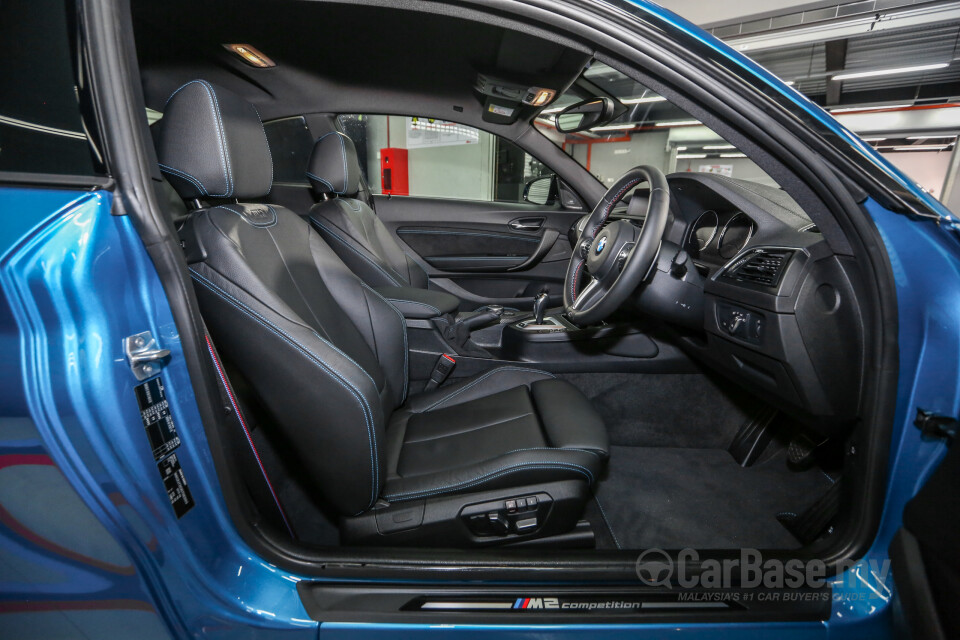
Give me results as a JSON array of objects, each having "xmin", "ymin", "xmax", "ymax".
[{"xmin": 1, "ymin": 0, "xmax": 958, "ymax": 638}]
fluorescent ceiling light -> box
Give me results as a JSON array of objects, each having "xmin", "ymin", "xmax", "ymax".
[
  {"xmin": 890, "ymin": 145, "xmax": 953, "ymax": 151},
  {"xmin": 703, "ymin": 144, "xmax": 735, "ymax": 150},
  {"xmin": 832, "ymin": 63, "xmax": 948, "ymax": 82},
  {"xmin": 622, "ymin": 96, "xmax": 667, "ymax": 105},
  {"xmin": 720, "ymin": 153, "xmax": 747, "ymax": 158},
  {"xmin": 829, "ymin": 104, "xmax": 912, "ymax": 113},
  {"xmin": 540, "ymin": 106, "xmax": 565, "ymax": 114},
  {"xmin": 655, "ymin": 120, "xmax": 700, "ymax": 127},
  {"xmin": 677, "ymin": 154, "xmax": 707, "ymax": 159},
  {"xmin": 675, "ymin": 146, "xmax": 687, "ymax": 151},
  {"xmin": 860, "ymin": 137, "xmax": 887, "ymax": 142},
  {"xmin": 590, "ymin": 124, "xmax": 636, "ymax": 132},
  {"xmin": 906, "ymin": 134, "xmax": 957, "ymax": 140},
  {"xmin": 725, "ymin": 3, "xmax": 960, "ymax": 53},
  {"xmin": 785, "ymin": 81, "xmax": 796, "ymax": 86}
]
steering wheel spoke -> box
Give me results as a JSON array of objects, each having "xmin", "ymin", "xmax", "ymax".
[{"xmin": 571, "ymin": 275, "xmax": 605, "ymax": 311}]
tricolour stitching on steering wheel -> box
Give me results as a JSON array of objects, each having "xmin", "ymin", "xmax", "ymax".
[
  {"xmin": 599, "ymin": 177, "xmax": 643, "ymax": 225},
  {"xmin": 571, "ymin": 259, "xmax": 585, "ymax": 301}
]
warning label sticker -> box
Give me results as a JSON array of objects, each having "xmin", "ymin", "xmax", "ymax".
[{"xmin": 135, "ymin": 377, "xmax": 181, "ymax": 461}]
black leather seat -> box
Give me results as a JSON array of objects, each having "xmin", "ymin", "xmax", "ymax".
[
  {"xmin": 157, "ymin": 80, "xmax": 608, "ymax": 546},
  {"xmin": 306, "ymin": 132, "xmax": 432, "ymax": 291}
]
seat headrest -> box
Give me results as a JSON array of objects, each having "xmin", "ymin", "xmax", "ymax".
[
  {"xmin": 156, "ymin": 80, "xmax": 273, "ymax": 200},
  {"xmin": 306, "ymin": 132, "xmax": 361, "ymax": 197}
]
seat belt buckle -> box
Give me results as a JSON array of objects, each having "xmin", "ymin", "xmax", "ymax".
[{"xmin": 424, "ymin": 354, "xmax": 456, "ymax": 391}]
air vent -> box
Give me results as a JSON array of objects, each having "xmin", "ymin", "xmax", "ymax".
[{"xmin": 722, "ymin": 249, "xmax": 794, "ymax": 288}]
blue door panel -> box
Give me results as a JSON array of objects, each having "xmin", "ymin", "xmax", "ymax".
[{"xmin": 0, "ymin": 187, "xmax": 316, "ymax": 638}]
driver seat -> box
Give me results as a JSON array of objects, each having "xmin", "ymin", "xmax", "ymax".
[{"xmin": 156, "ymin": 80, "xmax": 608, "ymax": 546}]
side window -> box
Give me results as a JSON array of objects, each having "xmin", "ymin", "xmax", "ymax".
[
  {"xmin": 0, "ymin": 0, "xmax": 104, "ymax": 177},
  {"xmin": 263, "ymin": 117, "xmax": 315, "ymax": 185},
  {"xmin": 337, "ymin": 114, "xmax": 550, "ymax": 203}
]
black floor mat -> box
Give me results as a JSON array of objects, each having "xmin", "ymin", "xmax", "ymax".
[
  {"xmin": 562, "ymin": 373, "xmax": 759, "ymax": 449},
  {"xmin": 594, "ymin": 445, "xmax": 836, "ymax": 550}
]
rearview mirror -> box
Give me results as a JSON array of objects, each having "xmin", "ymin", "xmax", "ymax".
[{"xmin": 554, "ymin": 97, "xmax": 617, "ymax": 133}]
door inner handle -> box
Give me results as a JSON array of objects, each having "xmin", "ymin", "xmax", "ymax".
[{"xmin": 509, "ymin": 217, "xmax": 545, "ymax": 231}]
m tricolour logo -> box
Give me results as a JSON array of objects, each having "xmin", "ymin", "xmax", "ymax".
[{"xmin": 514, "ymin": 597, "xmax": 560, "ymax": 609}]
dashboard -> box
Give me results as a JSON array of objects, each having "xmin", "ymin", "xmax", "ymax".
[{"xmin": 574, "ymin": 172, "xmax": 864, "ymax": 436}]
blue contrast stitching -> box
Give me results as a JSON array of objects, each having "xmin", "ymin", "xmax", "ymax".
[
  {"xmin": 594, "ymin": 496, "xmax": 622, "ymax": 550},
  {"xmin": 777, "ymin": 512, "xmax": 797, "ymax": 519},
  {"xmin": 198, "ymin": 80, "xmax": 233, "ymax": 197},
  {"xmin": 162, "ymin": 80, "xmax": 231, "ymax": 197},
  {"xmin": 190, "ymin": 270, "xmax": 380, "ymax": 507},
  {"xmin": 821, "ymin": 470, "xmax": 836, "ymax": 484},
  {"xmin": 503, "ymin": 447, "xmax": 603, "ymax": 456},
  {"xmin": 313, "ymin": 132, "xmax": 350, "ymax": 194},
  {"xmin": 337, "ymin": 133, "xmax": 348, "ymax": 193},
  {"xmin": 385, "ymin": 462, "xmax": 593, "ymax": 501},
  {"xmin": 397, "ymin": 229, "xmax": 539, "ymax": 243},
  {"xmin": 419, "ymin": 367, "xmax": 555, "ymax": 413},
  {"xmin": 190, "ymin": 269, "xmax": 380, "ymax": 393},
  {"xmin": 384, "ymin": 299, "xmax": 441, "ymax": 316},
  {"xmin": 361, "ymin": 283, "xmax": 409, "ymax": 402},
  {"xmin": 306, "ymin": 171, "xmax": 337, "ymax": 192},
  {"xmin": 251, "ymin": 103, "xmax": 274, "ymax": 189},
  {"xmin": 430, "ymin": 256, "xmax": 525, "ymax": 261},
  {"xmin": 159, "ymin": 163, "xmax": 207, "ymax": 195},
  {"xmin": 310, "ymin": 219, "xmax": 405, "ymax": 286}
]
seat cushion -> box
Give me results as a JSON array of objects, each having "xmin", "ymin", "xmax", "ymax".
[{"xmin": 383, "ymin": 368, "xmax": 608, "ymax": 503}]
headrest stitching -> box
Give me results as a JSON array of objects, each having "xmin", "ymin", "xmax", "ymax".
[
  {"xmin": 251, "ymin": 104, "xmax": 274, "ymax": 190},
  {"xmin": 337, "ymin": 132, "xmax": 348, "ymax": 194},
  {"xmin": 159, "ymin": 163, "xmax": 207, "ymax": 195},
  {"xmin": 198, "ymin": 80, "xmax": 234, "ymax": 198},
  {"xmin": 306, "ymin": 171, "xmax": 336, "ymax": 192}
]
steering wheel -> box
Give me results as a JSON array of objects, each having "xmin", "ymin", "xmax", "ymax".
[{"xmin": 563, "ymin": 165, "xmax": 671, "ymax": 326}]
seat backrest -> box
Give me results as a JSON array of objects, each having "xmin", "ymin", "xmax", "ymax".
[
  {"xmin": 306, "ymin": 133, "xmax": 428, "ymax": 289},
  {"xmin": 157, "ymin": 80, "xmax": 407, "ymax": 515}
]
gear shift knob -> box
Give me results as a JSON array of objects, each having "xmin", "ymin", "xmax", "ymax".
[{"xmin": 533, "ymin": 292, "xmax": 549, "ymax": 325}]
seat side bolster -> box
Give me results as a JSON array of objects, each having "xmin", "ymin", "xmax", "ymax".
[
  {"xmin": 309, "ymin": 202, "xmax": 409, "ymax": 288},
  {"xmin": 305, "ymin": 229, "xmax": 408, "ymax": 408},
  {"xmin": 532, "ymin": 379, "xmax": 610, "ymax": 458},
  {"xmin": 190, "ymin": 264, "xmax": 387, "ymax": 515},
  {"xmin": 381, "ymin": 448, "xmax": 602, "ymax": 503}
]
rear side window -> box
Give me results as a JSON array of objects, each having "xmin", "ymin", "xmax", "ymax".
[
  {"xmin": 0, "ymin": 0, "xmax": 104, "ymax": 177},
  {"xmin": 337, "ymin": 114, "xmax": 550, "ymax": 203},
  {"xmin": 263, "ymin": 117, "xmax": 315, "ymax": 185}
]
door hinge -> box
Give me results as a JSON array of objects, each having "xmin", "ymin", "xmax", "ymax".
[
  {"xmin": 124, "ymin": 331, "xmax": 171, "ymax": 381},
  {"xmin": 914, "ymin": 409, "xmax": 958, "ymax": 442}
]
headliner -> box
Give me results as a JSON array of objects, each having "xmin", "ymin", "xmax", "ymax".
[{"xmin": 131, "ymin": 0, "xmax": 592, "ymax": 126}]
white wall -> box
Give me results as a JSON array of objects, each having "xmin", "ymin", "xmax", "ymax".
[
  {"xmin": 359, "ymin": 115, "xmax": 495, "ymax": 200},
  {"xmin": 879, "ymin": 151, "xmax": 952, "ymax": 200},
  {"xmin": 570, "ymin": 131, "xmax": 671, "ymax": 186}
]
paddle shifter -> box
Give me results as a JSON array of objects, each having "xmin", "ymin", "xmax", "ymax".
[{"xmin": 533, "ymin": 291, "xmax": 549, "ymax": 325}]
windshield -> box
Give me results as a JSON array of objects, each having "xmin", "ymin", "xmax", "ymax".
[{"xmin": 535, "ymin": 62, "xmax": 779, "ymax": 188}]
